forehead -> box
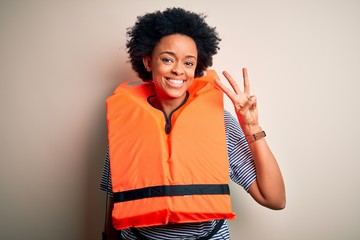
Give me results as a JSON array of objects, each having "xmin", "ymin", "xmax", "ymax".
[{"xmin": 153, "ymin": 34, "xmax": 197, "ymax": 55}]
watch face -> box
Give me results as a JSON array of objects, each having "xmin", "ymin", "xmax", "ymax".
[{"xmin": 246, "ymin": 130, "xmax": 265, "ymax": 143}]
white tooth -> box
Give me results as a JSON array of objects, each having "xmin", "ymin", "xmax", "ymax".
[{"xmin": 169, "ymin": 79, "xmax": 183, "ymax": 86}]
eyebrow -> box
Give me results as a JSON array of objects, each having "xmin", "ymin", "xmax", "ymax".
[{"xmin": 160, "ymin": 51, "xmax": 197, "ymax": 60}]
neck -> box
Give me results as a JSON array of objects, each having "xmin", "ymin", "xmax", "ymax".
[{"xmin": 150, "ymin": 93, "xmax": 188, "ymax": 116}]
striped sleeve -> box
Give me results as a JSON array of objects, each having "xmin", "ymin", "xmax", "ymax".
[
  {"xmin": 224, "ymin": 110, "xmax": 256, "ymax": 192},
  {"xmin": 99, "ymin": 148, "xmax": 113, "ymax": 196}
]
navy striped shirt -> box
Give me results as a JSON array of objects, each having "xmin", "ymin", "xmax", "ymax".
[{"xmin": 100, "ymin": 110, "xmax": 256, "ymax": 239}]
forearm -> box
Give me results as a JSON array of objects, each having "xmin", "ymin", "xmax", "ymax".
[{"xmin": 243, "ymin": 124, "xmax": 286, "ymax": 209}]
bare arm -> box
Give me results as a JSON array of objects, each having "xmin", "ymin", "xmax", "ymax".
[
  {"xmin": 215, "ymin": 68, "xmax": 286, "ymax": 210},
  {"xmin": 246, "ymin": 135, "xmax": 286, "ymax": 210}
]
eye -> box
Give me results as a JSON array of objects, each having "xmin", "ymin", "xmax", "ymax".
[
  {"xmin": 161, "ymin": 57, "xmax": 173, "ymax": 64},
  {"xmin": 185, "ymin": 61, "xmax": 195, "ymax": 67}
]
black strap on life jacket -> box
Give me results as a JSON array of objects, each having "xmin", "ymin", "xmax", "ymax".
[
  {"xmin": 130, "ymin": 219, "xmax": 225, "ymax": 240},
  {"xmin": 113, "ymin": 184, "xmax": 230, "ymax": 203}
]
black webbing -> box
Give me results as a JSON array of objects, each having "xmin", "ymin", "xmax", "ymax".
[
  {"xmin": 197, "ymin": 219, "xmax": 225, "ymax": 240},
  {"xmin": 113, "ymin": 184, "xmax": 230, "ymax": 203},
  {"xmin": 130, "ymin": 228, "xmax": 147, "ymax": 240}
]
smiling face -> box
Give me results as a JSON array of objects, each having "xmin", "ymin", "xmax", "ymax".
[{"xmin": 143, "ymin": 34, "xmax": 198, "ymax": 108}]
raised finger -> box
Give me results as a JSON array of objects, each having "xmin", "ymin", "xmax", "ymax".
[
  {"xmin": 222, "ymin": 71, "xmax": 242, "ymax": 94},
  {"xmin": 242, "ymin": 68, "xmax": 250, "ymax": 95},
  {"xmin": 214, "ymin": 78, "xmax": 238, "ymax": 101}
]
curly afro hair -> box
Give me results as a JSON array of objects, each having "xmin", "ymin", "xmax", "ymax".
[{"xmin": 126, "ymin": 7, "xmax": 221, "ymax": 81}]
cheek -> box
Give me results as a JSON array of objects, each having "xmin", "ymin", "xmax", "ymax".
[
  {"xmin": 152, "ymin": 64, "xmax": 171, "ymax": 77},
  {"xmin": 185, "ymin": 69, "xmax": 196, "ymax": 80},
  {"xmin": 186, "ymin": 77, "xmax": 194, "ymax": 87}
]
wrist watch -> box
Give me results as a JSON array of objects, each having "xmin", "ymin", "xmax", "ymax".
[{"xmin": 245, "ymin": 130, "xmax": 266, "ymax": 143}]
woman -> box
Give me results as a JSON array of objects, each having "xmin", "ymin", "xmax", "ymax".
[{"xmin": 100, "ymin": 7, "xmax": 285, "ymax": 240}]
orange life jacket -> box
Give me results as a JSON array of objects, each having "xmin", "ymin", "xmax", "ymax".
[{"xmin": 106, "ymin": 70, "xmax": 236, "ymax": 230}]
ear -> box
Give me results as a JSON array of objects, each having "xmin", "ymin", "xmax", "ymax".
[{"xmin": 142, "ymin": 56, "xmax": 152, "ymax": 72}]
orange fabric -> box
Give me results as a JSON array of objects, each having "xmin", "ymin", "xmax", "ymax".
[{"xmin": 106, "ymin": 70, "xmax": 236, "ymax": 230}]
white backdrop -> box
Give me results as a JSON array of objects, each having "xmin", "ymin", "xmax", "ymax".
[{"xmin": 1, "ymin": 1, "xmax": 359, "ymax": 239}]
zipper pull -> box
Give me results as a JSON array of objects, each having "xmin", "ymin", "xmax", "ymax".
[{"xmin": 165, "ymin": 122, "xmax": 171, "ymax": 134}]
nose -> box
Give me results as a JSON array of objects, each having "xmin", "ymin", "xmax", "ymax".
[{"xmin": 171, "ymin": 62, "xmax": 184, "ymax": 75}]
